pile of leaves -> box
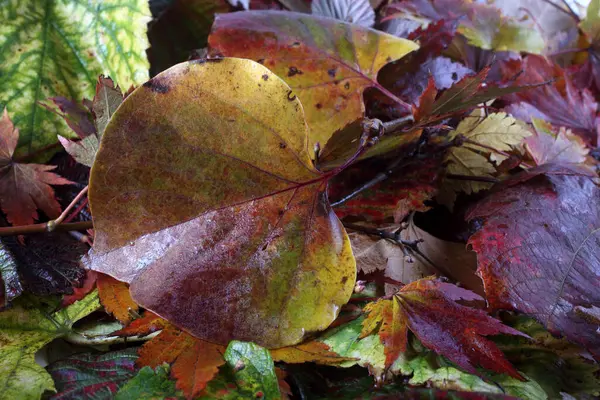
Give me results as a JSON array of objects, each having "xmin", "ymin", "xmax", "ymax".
[{"xmin": 0, "ymin": 0, "xmax": 599, "ymax": 399}]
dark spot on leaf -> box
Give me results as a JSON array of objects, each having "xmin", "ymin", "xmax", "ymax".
[
  {"xmin": 257, "ymin": 58, "xmax": 265, "ymax": 64},
  {"xmin": 291, "ymin": 41, "xmax": 300, "ymax": 47},
  {"xmin": 287, "ymin": 90, "xmax": 297, "ymax": 101},
  {"xmin": 279, "ymin": 142, "xmax": 287, "ymax": 149},
  {"xmin": 344, "ymin": 82, "xmax": 350, "ymax": 90},
  {"xmin": 341, "ymin": 276, "xmax": 348, "ymax": 284},
  {"xmin": 288, "ymin": 66, "xmax": 303, "ymax": 77},
  {"xmin": 262, "ymin": 74, "xmax": 269, "ymax": 81},
  {"xmin": 386, "ymin": 56, "xmax": 392, "ymax": 62},
  {"xmin": 316, "ymin": 103, "xmax": 322, "ymax": 109},
  {"xmin": 143, "ymin": 78, "xmax": 170, "ymax": 94},
  {"xmin": 328, "ymin": 68, "xmax": 337, "ymax": 78},
  {"xmin": 452, "ymin": 72, "xmax": 458, "ymax": 80}
]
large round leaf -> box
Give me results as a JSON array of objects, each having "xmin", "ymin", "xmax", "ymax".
[{"xmin": 87, "ymin": 58, "xmax": 355, "ymax": 348}]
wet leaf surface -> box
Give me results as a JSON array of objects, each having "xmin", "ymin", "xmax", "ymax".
[
  {"xmin": 468, "ymin": 168, "xmax": 600, "ymax": 360},
  {"xmin": 87, "ymin": 58, "xmax": 355, "ymax": 348}
]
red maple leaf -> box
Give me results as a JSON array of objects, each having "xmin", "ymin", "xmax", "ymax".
[
  {"xmin": 362, "ymin": 277, "xmax": 527, "ymax": 378},
  {"xmin": 0, "ymin": 109, "xmax": 72, "ymax": 226}
]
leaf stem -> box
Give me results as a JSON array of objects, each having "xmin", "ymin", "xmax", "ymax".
[
  {"xmin": 48, "ymin": 185, "xmax": 88, "ymax": 228},
  {"xmin": 0, "ymin": 221, "xmax": 93, "ymax": 237},
  {"xmin": 463, "ymin": 138, "xmax": 534, "ymax": 169}
]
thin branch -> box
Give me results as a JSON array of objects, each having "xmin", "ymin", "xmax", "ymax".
[
  {"xmin": 49, "ymin": 185, "xmax": 88, "ymax": 227},
  {"xmin": 0, "ymin": 221, "xmax": 93, "ymax": 237},
  {"xmin": 463, "ymin": 138, "xmax": 534, "ymax": 169}
]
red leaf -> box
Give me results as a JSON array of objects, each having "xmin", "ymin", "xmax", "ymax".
[
  {"xmin": 0, "ymin": 109, "xmax": 72, "ymax": 226},
  {"xmin": 500, "ymin": 55, "xmax": 600, "ymax": 146},
  {"xmin": 62, "ymin": 270, "xmax": 98, "ymax": 307},
  {"xmin": 467, "ymin": 167, "xmax": 600, "ymax": 360},
  {"xmin": 137, "ymin": 326, "xmax": 226, "ymax": 399},
  {"xmin": 113, "ymin": 310, "xmax": 171, "ymax": 337},
  {"xmin": 362, "ymin": 277, "xmax": 527, "ymax": 377}
]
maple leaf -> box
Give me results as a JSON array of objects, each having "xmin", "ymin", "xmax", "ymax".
[
  {"xmin": 0, "ymin": 109, "xmax": 72, "ymax": 226},
  {"xmin": 97, "ymin": 273, "xmax": 139, "ymax": 324},
  {"xmin": 208, "ymin": 11, "xmax": 418, "ymax": 149},
  {"xmin": 58, "ymin": 76, "xmax": 124, "ymax": 167},
  {"xmin": 361, "ymin": 277, "xmax": 527, "ymax": 378},
  {"xmin": 525, "ymin": 119, "xmax": 589, "ymax": 166},
  {"xmin": 137, "ymin": 325, "xmax": 226, "ymax": 399},
  {"xmin": 86, "ymin": 58, "xmax": 356, "ymax": 348},
  {"xmin": 500, "ymin": 55, "xmax": 600, "ymax": 146},
  {"xmin": 467, "ymin": 167, "xmax": 600, "ymax": 361}
]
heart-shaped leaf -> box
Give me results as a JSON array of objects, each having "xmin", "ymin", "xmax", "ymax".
[{"xmin": 87, "ymin": 58, "xmax": 355, "ymax": 348}]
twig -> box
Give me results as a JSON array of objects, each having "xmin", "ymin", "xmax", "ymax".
[
  {"xmin": 463, "ymin": 138, "xmax": 534, "ymax": 169},
  {"xmin": 0, "ymin": 221, "xmax": 93, "ymax": 237},
  {"xmin": 539, "ymin": 0, "xmax": 579, "ymax": 21},
  {"xmin": 445, "ymin": 173, "xmax": 499, "ymax": 183},
  {"xmin": 48, "ymin": 185, "xmax": 88, "ymax": 228}
]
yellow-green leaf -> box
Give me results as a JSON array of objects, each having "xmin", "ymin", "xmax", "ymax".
[
  {"xmin": 0, "ymin": 291, "xmax": 101, "ymax": 400},
  {"xmin": 0, "ymin": 0, "xmax": 149, "ymax": 157},
  {"xmin": 208, "ymin": 11, "xmax": 417, "ymax": 150}
]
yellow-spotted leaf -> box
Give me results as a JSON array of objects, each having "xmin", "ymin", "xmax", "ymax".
[
  {"xmin": 208, "ymin": 11, "xmax": 417, "ymax": 150},
  {"xmin": 0, "ymin": 0, "xmax": 149, "ymax": 157},
  {"xmin": 87, "ymin": 58, "xmax": 356, "ymax": 349}
]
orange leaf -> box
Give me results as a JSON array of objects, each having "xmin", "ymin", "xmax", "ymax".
[
  {"xmin": 275, "ymin": 367, "xmax": 292, "ymax": 400},
  {"xmin": 270, "ymin": 340, "xmax": 354, "ymax": 365},
  {"xmin": 138, "ymin": 326, "xmax": 225, "ymax": 399},
  {"xmin": 113, "ymin": 310, "xmax": 170, "ymax": 337},
  {"xmin": 97, "ymin": 273, "xmax": 139, "ymax": 324},
  {"xmin": 379, "ymin": 296, "xmax": 408, "ymax": 368}
]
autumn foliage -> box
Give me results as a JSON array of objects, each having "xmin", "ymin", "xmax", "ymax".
[{"xmin": 0, "ymin": 1, "xmax": 599, "ymax": 400}]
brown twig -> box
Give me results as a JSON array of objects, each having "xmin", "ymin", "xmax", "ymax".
[
  {"xmin": 0, "ymin": 221, "xmax": 93, "ymax": 237},
  {"xmin": 48, "ymin": 185, "xmax": 88, "ymax": 228}
]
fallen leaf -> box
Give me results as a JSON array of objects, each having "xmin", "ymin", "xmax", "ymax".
[
  {"xmin": 0, "ymin": 0, "xmax": 149, "ymax": 157},
  {"xmin": 47, "ymin": 348, "xmax": 139, "ymax": 400},
  {"xmin": 87, "ymin": 58, "xmax": 355, "ymax": 348},
  {"xmin": 500, "ymin": 55, "xmax": 600, "ymax": 146},
  {"xmin": 362, "ymin": 277, "xmax": 527, "ymax": 377},
  {"xmin": 0, "ymin": 230, "xmax": 87, "ymax": 297},
  {"xmin": 329, "ymin": 157, "xmax": 442, "ymax": 223},
  {"xmin": 61, "ymin": 270, "xmax": 98, "ymax": 307},
  {"xmin": 138, "ymin": 326, "xmax": 226, "ymax": 399},
  {"xmin": 116, "ymin": 364, "xmax": 182, "ymax": 400},
  {"xmin": 224, "ymin": 341, "xmax": 281, "ymax": 400},
  {"xmin": 114, "ymin": 311, "xmax": 171, "ymax": 337},
  {"xmin": 0, "ymin": 291, "xmax": 100, "ymax": 400},
  {"xmin": 467, "ymin": 168, "xmax": 600, "ymax": 360},
  {"xmin": 97, "ymin": 273, "xmax": 139, "ymax": 324},
  {"xmin": 495, "ymin": 314, "xmax": 600, "ymax": 399},
  {"xmin": 0, "ymin": 109, "xmax": 72, "ymax": 226},
  {"xmin": 58, "ymin": 76, "xmax": 125, "ymax": 167},
  {"xmin": 0, "ymin": 242, "xmax": 22, "ymax": 305},
  {"xmin": 311, "ymin": 0, "xmax": 375, "ymax": 27},
  {"xmin": 270, "ymin": 340, "xmax": 354, "ymax": 365},
  {"xmin": 525, "ymin": 118, "xmax": 589, "ymax": 166},
  {"xmin": 208, "ymin": 11, "xmax": 418, "ymax": 149}
]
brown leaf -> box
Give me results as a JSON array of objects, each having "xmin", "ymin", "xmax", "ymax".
[
  {"xmin": 467, "ymin": 167, "xmax": 600, "ymax": 360},
  {"xmin": 526, "ymin": 118, "xmax": 589, "ymax": 166},
  {"xmin": 96, "ymin": 273, "xmax": 139, "ymax": 324},
  {"xmin": 137, "ymin": 325, "xmax": 226, "ymax": 399},
  {"xmin": 0, "ymin": 109, "xmax": 72, "ymax": 226}
]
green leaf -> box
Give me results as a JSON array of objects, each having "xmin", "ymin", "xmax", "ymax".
[
  {"xmin": 581, "ymin": 0, "xmax": 600, "ymax": 42},
  {"xmin": 0, "ymin": 291, "xmax": 101, "ymax": 400},
  {"xmin": 223, "ymin": 341, "xmax": 281, "ymax": 400},
  {"xmin": 48, "ymin": 348, "xmax": 140, "ymax": 400},
  {"xmin": 0, "ymin": 0, "xmax": 150, "ymax": 157},
  {"xmin": 116, "ymin": 365, "xmax": 183, "ymax": 400}
]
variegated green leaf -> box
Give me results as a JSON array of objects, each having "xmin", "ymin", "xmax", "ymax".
[{"xmin": 0, "ymin": 0, "xmax": 150, "ymax": 157}]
